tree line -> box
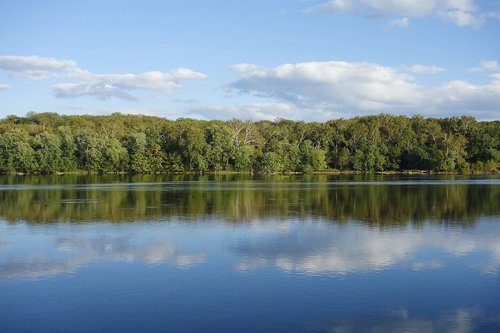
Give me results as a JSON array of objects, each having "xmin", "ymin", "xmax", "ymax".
[{"xmin": 0, "ymin": 112, "xmax": 498, "ymax": 174}]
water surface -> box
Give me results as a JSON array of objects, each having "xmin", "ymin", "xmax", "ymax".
[{"xmin": 1, "ymin": 175, "xmax": 499, "ymax": 332}]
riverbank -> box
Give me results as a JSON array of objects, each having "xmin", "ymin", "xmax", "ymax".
[{"xmin": 3, "ymin": 168, "xmax": 498, "ymax": 177}]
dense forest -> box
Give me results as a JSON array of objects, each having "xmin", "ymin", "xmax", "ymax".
[{"xmin": 0, "ymin": 112, "xmax": 498, "ymax": 174}]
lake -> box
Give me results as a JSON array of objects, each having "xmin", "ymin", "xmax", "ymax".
[{"xmin": 1, "ymin": 174, "xmax": 499, "ymax": 332}]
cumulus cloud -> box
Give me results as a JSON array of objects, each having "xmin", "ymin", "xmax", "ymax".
[
  {"xmin": 306, "ymin": 0, "xmax": 484, "ymax": 27},
  {"xmin": 53, "ymin": 69, "xmax": 206, "ymax": 100},
  {"xmin": 228, "ymin": 60, "xmax": 500, "ymax": 120},
  {"xmin": 307, "ymin": 0, "xmax": 448, "ymax": 16},
  {"xmin": 439, "ymin": 8, "xmax": 483, "ymax": 27},
  {"xmin": 390, "ymin": 17, "xmax": 409, "ymax": 28},
  {"xmin": 480, "ymin": 60, "xmax": 500, "ymax": 71},
  {"xmin": 110, "ymin": 102, "xmax": 331, "ymax": 122},
  {"xmin": 469, "ymin": 60, "xmax": 500, "ymax": 82},
  {"xmin": 402, "ymin": 64, "xmax": 446, "ymax": 74},
  {"xmin": 0, "ymin": 55, "xmax": 88, "ymax": 79},
  {"xmin": 0, "ymin": 55, "xmax": 207, "ymax": 100},
  {"xmin": 0, "ymin": 83, "xmax": 11, "ymax": 91},
  {"xmin": 229, "ymin": 61, "xmax": 422, "ymax": 110},
  {"xmin": 54, "ymin": 82, "xmax": 138, "ymax": 101},
  {"xmin": 484, "ymin": 11, "xmax": 500, "ymax": 20},
  {"xmin": 184, "ymin": 102, "xmax": 297, "ymax": 121}
]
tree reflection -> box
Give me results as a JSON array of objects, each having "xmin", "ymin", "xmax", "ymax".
[{"xmin": 0, "ymin": 175, "xmax": 498, "ymax": 225}]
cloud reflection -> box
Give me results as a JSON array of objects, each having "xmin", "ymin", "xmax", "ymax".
[
  {"xmin": 2, "ymin": 216, "xmax": 500, "ymax": 280},
  {"xmin": 0, "ymin": 241, "xmax": 10, "ymax": 252},
  {"xmin": 233, "ymin": 218, "xmax": 500, "ymax": 275},
  {"xmin": 309, "ymin": 307, "xmax": 500, "ymax": 333},
  {"xmin": 0, "ymin": 232, "xmax": 206, "ymax": 280}
]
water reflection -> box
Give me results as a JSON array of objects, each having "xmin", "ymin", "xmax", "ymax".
[
  {"xmin": 232, "ymin": 218, "xmax": 500, "ymax": 275},
  {"xmin": 0, "ymin": 223, "xmax": 207, "ymax": 280},
  {"xmin": 313, "ymin": 307, "xmax": 500, "ymax": 333},
  {"xmin": 0, "ymin": 175, "xmax": 498, "ymax": 225},
  {"xmin": 1, "ymin": 217, "xmax": 499, "ymax": 280},
  {"xmin": 1, "ymin": 176, "xmax": 499, "ymax": 332}
]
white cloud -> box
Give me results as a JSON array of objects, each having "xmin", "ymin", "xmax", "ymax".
[
  {"xmin": 54, "ymin": 82, "xmax": 138, "ymax": 101},
  {"xmin": 402, "ymin": 64, "xmax": 446, "ymax": 74},
  {"xmin": 98, "ymin": 107, "xmax": 162, "ymax": 117},
  {"xmin": 0, "ymin": 83, "xmax": 11, "ymax": 91},
  {"xmin": 307, "ymin": 0, "xmax": 484, "ymax": 27},
  {"xmin": 0, "ymin": 55, "xmax": 207, "ymax": 100},
  {"xmin": 439, "ymin": 8, "xmax": 483, "ymax": 27},
  {"xmin": 307, "ymin": 0, "xmax": 476, "ymax": 16},
  {"xmin": 480, "ymin": 60, "xmax": 500, "ymax": 71},
  {"xmin": 53, "ymin": 69, "xmax": 206, "ymax": 100},
  {"xmin": 310, "ymin": 0, "xmax": 357, "ymax": 14},
  {"xmin": 484, "ymin": 11, "xmax": 500, "ymax": 20},
  {"xmin": 230, "ymin": 61, "xmax": 421, "ymax": 110},
  {"xmin": 229, "ymin": 63, "xmax": 267, "ymax": 76},
  {"xmin": 172, "ymin": 68, "xmax": 207, "ymax": 80},
  {"xmin": 0, "ymin": 55, "xmax": 88, "ymax": 79},
  {"xmin": 228, "ymin": 60, "xmax": 500, "ymax": 120},
  {"xmin": 390, "ymin": 17, "xmax": 409, "ymax": 28},
  {"xmin": 184, "ymin": 102, "xmax": 297, "ymax": 121}
]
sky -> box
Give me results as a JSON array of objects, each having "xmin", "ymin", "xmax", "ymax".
[{"xmin": 0, "ymin": 0, "xmax": 499, "ymax": 121}]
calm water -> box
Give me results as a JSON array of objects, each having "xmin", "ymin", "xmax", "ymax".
[{"xmin": 1, "ymin": 174, "xmax": 499, "ymax": 332}]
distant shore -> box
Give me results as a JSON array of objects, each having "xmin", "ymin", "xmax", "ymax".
[
  {"xmin": 1, "ymin": 113, "xmax": 498, "ymax": 175},
  {"xmin": 3, "ymin": 169, "xmax": 498, "ymax": 177}
]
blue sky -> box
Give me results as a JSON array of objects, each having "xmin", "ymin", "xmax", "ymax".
[{"xmin": 0, "ymin": 0, "xmax": 499, "ymax": 121}]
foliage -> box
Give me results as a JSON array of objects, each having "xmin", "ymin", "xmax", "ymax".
[{"xmin": 0, "ymin": 112, "xmax": 498, "ymax": 174}]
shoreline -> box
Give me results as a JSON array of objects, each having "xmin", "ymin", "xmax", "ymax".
[{"xmin": 2, "ymin": 170, "xmax": 498, "ymax": 176}]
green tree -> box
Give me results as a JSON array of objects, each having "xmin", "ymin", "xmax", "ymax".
[
  {"xmin": 74, "ymin": 129, "xmax": 105, "ymax": 172},
  {"xmin": 299, "ymin": 140, "xmax": 327, "ymax": 172},
  {"xmin": 56, "ymin": 126, "xmax": 78, "ymax": 171},
  {"xmin": 125, "ymin": 132, "xmax": 149, "ymax": 172},
  {"xmin": 32, "ymin": 132, "xmax": 62, "ymax": 173},
  {"xmin": 0, "ymin": 129, "xmax": 37, "ymax": 173},
  {"xmin": 206, "ymin": 123, "xmax": 234, "ymax": 171}
]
